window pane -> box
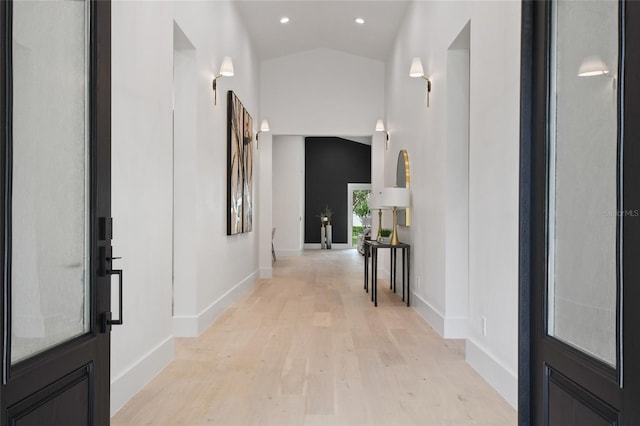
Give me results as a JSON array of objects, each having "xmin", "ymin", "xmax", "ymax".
[
  {"xmin": 547, "ymin": 0, "xmax": 619, "ymax": 367},
  {"xmin": 11, "ymin": 0, "xmax": 90, "ymax": 363}
]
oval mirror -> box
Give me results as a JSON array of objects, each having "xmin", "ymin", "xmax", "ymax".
[{"xmin": 396, "ymin": 149, "xmax": 410, "ymax": 226}]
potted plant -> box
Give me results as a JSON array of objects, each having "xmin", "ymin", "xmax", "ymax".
[
  {"xmin": 317, "ymin": 205, "xmax": 333, "ymax": 249},
  {"xmin": 378, "ymin": 228, "xmax": 392, "ymax": 244},
  {"xmin": 317, "ymin": 205, "xmax": 333, "ymax": 226}
]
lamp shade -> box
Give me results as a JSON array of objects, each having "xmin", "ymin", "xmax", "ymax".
[
  {"xmin": 220, "ymin": 56, "xmax": 234, "ymax": 76},
  {"xmin": 409, "ymin": 57, "xmax": 424, "ymax": 78},
  {"xmin": 369, "ymin": 191, "xmax": 382, "ymax": 209},
  {"xmin": 375, "ymin": 120, "xmax": 385, "ymax": 132},
  {"xmin": 260, "ymin": 119, "xmax": 270, "ymax": 132},
  {"xmin": 381, "ymin": 187, "xmax": 410, "ymax": 208},
  {"xmin": 578, "ymin": 56, "xmax": 609, "ymax": 77}
]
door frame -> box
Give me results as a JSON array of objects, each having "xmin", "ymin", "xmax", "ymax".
[{"xmin": 519, "ymin": 0, "xmax": 640, "ymax": 423}]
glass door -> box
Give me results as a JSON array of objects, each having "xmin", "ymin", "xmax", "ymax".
[
  {"xmin": 1, "ymin": 1, "xmax": 113, "ymax": 423},
  {"xmin": 521, "ymin": 0, "xmax": 640, "ymax": 423}
]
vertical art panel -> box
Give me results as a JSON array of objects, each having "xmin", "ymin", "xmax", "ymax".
[{"xmin": 227, "ymin": 91, "xmax": 254, "ymax": 235}]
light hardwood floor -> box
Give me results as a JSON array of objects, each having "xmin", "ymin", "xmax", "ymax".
[{"xmin": 111, "ymin": 250, "xmax": 517, "ymax": 425}]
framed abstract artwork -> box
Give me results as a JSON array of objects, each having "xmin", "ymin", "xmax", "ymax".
[{"xmin": 227, "ymin": 91, "xmax": 254, "ymax": 235}]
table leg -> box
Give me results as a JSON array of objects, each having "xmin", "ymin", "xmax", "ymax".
[
  {"xmin": 402, "ymin": 248, "xmax": 406, "ymax": 302},
  {"xmin": 393, "ymin": 249, "xmax": 398, "ymax": 293},
  {"xmin": 373, "ymin": 248, "xmax": 378, "ymax": 306},
  {"xmin": 407, "ymin": 246, "xmax": 411, "ymax": 307},
  {"xmin": 371, "ymin": 247, "xmax": 374, "ymax": 302},
  {"xmin": 389, "ymin": 249, "xmax": 392, "ymax": 290},
  {"xmin": 364, "ymin": 244, "xmax": 369, "ymax": 292},
  {"xmin": 371, "ymin": 248, "xmax": 375, "ymax": 303}
]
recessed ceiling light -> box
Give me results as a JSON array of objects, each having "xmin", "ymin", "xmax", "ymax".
[
  {"xmin": 355, "ymin": 17, "xmax": 365, "ymax": 24},
  {"xmin": 280, "ymin": 16, "xmax": 290, "ymax": 24}
]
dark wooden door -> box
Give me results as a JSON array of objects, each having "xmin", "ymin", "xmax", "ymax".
[
  {"xmin": 0, "ymin": 1, "xmax": 113, "ymax": 424},
  {"xmin": 520, "ymin": 0, "xmax": 640, "ymax": 424}
]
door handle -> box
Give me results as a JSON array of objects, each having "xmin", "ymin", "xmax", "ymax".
[{"xmin": 101, "ymin": 259, "xmax": 124, "ymax": 333}]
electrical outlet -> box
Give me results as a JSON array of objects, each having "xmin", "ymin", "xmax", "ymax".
[
  {"xmin": 481, "ymin": 316, "xmax": 487, "ymax": 337},
  {"xmin": 416, "ymin": 276, "xmax": 421, "ymax": 289}
]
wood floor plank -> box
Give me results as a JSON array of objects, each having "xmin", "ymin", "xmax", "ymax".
[{"xmin": 111, "ymin": 250, "xmax": 516, "ymax": 425}]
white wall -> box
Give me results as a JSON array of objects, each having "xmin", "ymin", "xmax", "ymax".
[
  {"xmin": 111, "ymin": 0, "xmax": 260, "ymax": 415},
  {"xmin": 261, "ymin": 48, "xmax": 384, "ymax": 136},
  {"xmin": 272, "ymin": 136, "xmax": 305, "ymax": 256},
  {"xmin": 172, "ymin": 22, "xmax": 198, "ymax": 327},
  {"xmin": 385, "ymin": 1, "xmax": 520, "ymax": 407}
]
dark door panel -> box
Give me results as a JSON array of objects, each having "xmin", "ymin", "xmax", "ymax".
[
  {"xmin": 0, "ymin": 0, "xmax": 112, "ymax": 424},
  {"xmin": 8, "ymin": 366, "xmax": 91, "ymax": 426},
  {"xmin": 520, "ymin": 0, "xmax": 640, "ymax": 424},
  {"xmin": 547, "ymin": 367, "xmax": 620, "ymax": 426}
]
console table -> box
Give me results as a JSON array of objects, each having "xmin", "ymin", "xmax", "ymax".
[{"xmin": 363, "ymin": 240, "xmax": 411, "ymax": 307}]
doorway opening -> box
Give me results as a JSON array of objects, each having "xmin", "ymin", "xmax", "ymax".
[
  {"xmin": 347, "ymin": 183, "xmax": 372, "ymax": 250},
  {"xmin": 444, "ymin": 21, "xmax": 470, "ymax": 337},
  {"xmin": 172, "ymin": 22, "xmax": 196, "ymax": 327}
]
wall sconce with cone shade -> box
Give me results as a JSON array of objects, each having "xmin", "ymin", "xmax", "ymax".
[
  {"xmin": 212, "ymin": 56, "xmax": 234, "ymax": 106},
  {"xmin": 381, "ymin": 187, "xmax": 410, "ymax": 245},
  {"xmin": 256, "ymin": 119, "xmax": 270, "ymax": 149},
  {"xmin": 375, "ymin": 119, "xmax": 390, "ymax": 149},
  {"xmin": 409, "ymin": 57, "xmax": 432, "ymax": 107},
  {"xmin": 578, "ymin": 56, "xmax": 609, "ymax": 76},
  {"xmin": 577, "ymin": 55, "xmax": 616, "ymax": 94}
]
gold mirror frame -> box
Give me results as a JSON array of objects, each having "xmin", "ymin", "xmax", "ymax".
[{"xmin": 396, "ymin": 149, "xmax": 410, "ymax": 226}]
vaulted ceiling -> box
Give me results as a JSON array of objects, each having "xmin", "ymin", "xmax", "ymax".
[{"xmin": 234, "ymin": 1, "xmax": 412, "ymax": 62}]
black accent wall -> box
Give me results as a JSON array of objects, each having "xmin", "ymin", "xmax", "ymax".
[{"xmin": 305, "ymin": 137, "xmax": 371, "ymax": 244}]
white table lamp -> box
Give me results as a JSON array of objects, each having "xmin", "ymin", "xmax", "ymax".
[{"xmin": 381, "ymin": 187, "xmax": 410, "ymax": 245}]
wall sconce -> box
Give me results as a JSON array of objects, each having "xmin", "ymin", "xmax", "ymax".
[
  {"xmin": 256, "ymin": 119, "xmax": 270, "ymax": 149},
  {"xmin": 375, "ymin": 119, "xmax": 390, "ymax": 150},
  {"xmin": 578, "ymin": 56, "xmax": 609, "ymax": 77},
  {"xmin": 409, "ymin": 57, "xmax": 432, "ymax": 107},
  {"xmin": 577, "ymin": 55, "xmax": 617, "ymax": 94},
  {"xmin": 212, "ymin": 56, "xmax": 234, "ymax": 106}
]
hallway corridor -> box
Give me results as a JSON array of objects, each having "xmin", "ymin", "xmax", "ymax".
[{"xmin": 111, "ymin": 250, "xmax": 516, "ymax": 425}]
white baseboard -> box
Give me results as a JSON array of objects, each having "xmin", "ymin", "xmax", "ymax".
[
  {"xmin": 275, "ymin": 249, "xmax": 303, "ymax": 256},
  {"xmin": 303, "ymin": 243, "xmax": 353, "ymax": 250},
  {"xmin": 466, "ymin": 338, "xmax": 518, "ymax": 409},
  {"xmin": 110, "ymin": 336, "xmax": 174, "ymax": 416},
  {"xmin": 411, "ymin": 295, "xmax": 515, "ymax": 408},
  {"xmin": 410, "ymin": 293, "xmax": 467, "ymax": 338},
  {"xmin": 172, "ymin": 270, "xmax": 258, "ymax": 337},
  {"xmin": 260, "ymin": 267, "xmax": 272, "ymax": 279},
  {"xmin": 330, "ymin": 244, "xmax": 352, "ymax": 249},
  {"xmin": 444, "ymin": 317, "xmax": 468, "ymax": 338},
  {"xmin": 411, "ymin": 293, "xmax": 446, "ymax": 336}
]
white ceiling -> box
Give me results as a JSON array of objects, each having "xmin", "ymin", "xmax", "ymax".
[{"xmin": 234, "ymin": 1, "xmax": 412, "ymax": 62}]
